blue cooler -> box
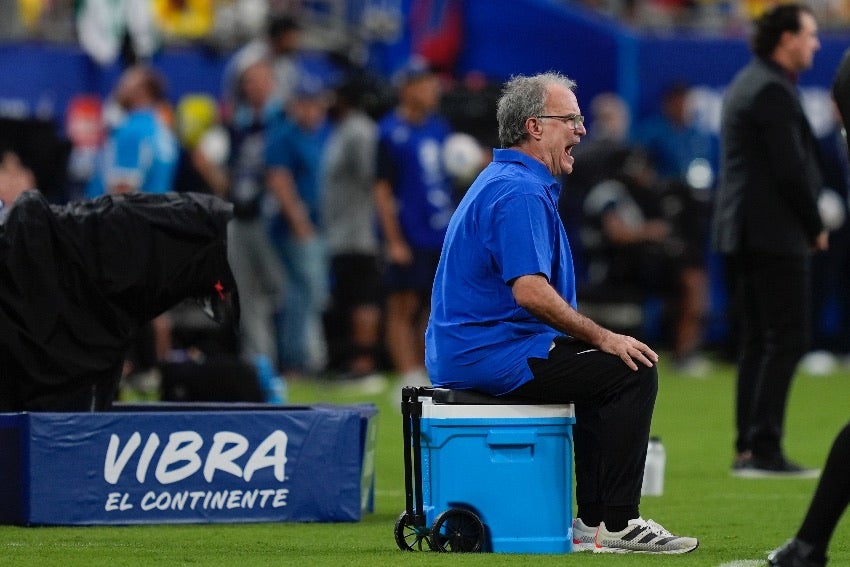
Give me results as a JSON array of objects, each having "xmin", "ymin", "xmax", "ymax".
[{"xmin": 419, "ymin": 393, "xmax": 575, "ymax": 553}]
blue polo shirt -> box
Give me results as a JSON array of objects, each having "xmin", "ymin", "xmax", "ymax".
[
  {"xmin": 86, "ymin": 108, "xmax": 178, "ymax": 198},
  {"xmin": 376, "ymin": 111, "xmax": 454, "ymax": 250},
  {"xmin": 425, "ymin": 148, "xmax": 576, "ymax": 395},
  {"xmin": 265, "ymin": 117, "xmax": 331, "ymax": 231}
]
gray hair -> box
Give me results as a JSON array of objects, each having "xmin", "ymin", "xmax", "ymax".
[{"xmin": 497, "ymin": 72, "xmax": 577, "ymax": 148}]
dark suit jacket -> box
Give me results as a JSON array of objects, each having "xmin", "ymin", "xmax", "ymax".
[{"xmin": 712, "ymin": 57, "xmax": 823, "ymax": 256}]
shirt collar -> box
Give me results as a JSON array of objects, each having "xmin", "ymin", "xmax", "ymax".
[
  {"xmin": 760, "ymin": 56, "xmax": 800, "ymax": 85},
  {"xmin": 492, "ymin": 148, "xmax": 560, "ymax": 189}
]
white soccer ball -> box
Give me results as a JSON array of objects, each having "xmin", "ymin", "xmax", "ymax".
[
  {"xmin": 818, "ymin": 188, "xmax": 846, "ymax": 231},
  {"xmin": 801, "ymin": 350, "xmax": 838, "ymax": 377},
  {"xmin": 442, "ymin": 132, "xmax": 484, "ymax": 182},
  {"xmin": 198, "ymin": 126, "xmax": 230, "ymax": 166},
  {"xmin": 685, "ymin": 157, "xmax": 714, "ymax": 190}
]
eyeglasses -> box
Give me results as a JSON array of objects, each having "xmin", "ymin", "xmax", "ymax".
[{"xmin": 536, "ymin": 114, "xmax": 585, "ymax": 130}]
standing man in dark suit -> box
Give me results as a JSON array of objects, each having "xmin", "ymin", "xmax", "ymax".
[{"xmin": 713, "ymin": 3, "xmax": 827, "ymax": 478}]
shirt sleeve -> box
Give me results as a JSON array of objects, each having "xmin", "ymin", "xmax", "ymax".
[
  {"xmin": 105, "ymin": 125, "xmax": 149, "ymax": 190},
  {"xmin": 375, "ymin": 136, "xmax": 398, "ymax": 188},
  {"xmin": 488, "ymin": 191, "xmax": 558, "ymax": 285},
  {"xmin": 265, "ymin": 125, "xmax": 294, "ymax": 170}
]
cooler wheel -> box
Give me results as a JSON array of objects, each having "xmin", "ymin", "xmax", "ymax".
[
  {"xmin": 394, "ymin": 511, "xmax": 431, "ymax": 551},
  {"xmin": 429, "ymin": 508, "xmax": 485, "ymax": 552}
]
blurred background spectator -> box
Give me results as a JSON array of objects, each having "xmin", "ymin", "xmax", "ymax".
[
  {"xmin": 266, "ymin": 75, "xmax": 333, "ymax": 378},
  {"xmin": 373, "ymin": 57, "xmax": 455, "ymax": 390},
  {"xmin": 85, "ymin": 64, "xmax": 178, "ymax": 198},
  {"xmin": 631, "ymin": 79, "xmax": 715, "ymax": 373},
  {"xmin": 566, "ymin": 89, "xmax": 711, "ymax": 375},
  {"xmin": 633, "ymin": 81, "xmax": 718, "ymax": 194},
  {"xmin": 221, "ymin": 55, "xmax": 287, "ymax": 371},
  {"xmin": 561, "ymin": 92, "xmax": 634, "ymax": 283},
  {"xmin": 321, "ymin": 72, "xmax": 384, "ymax": 383},
  {"xmin": 221, "ymin": 14, "xmax": 303, "ymax": 123},
  {"xmin": 580, "ymin": 147, "xmax": 710, "ymax": 375}
]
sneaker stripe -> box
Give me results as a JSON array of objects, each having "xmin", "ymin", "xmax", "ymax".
[
  {"xmin": 593, "ymin": 519, "xmax": 699, "ymax": 554},
  {"xmin": 620, "ymin": 526, "xmax": 647, "ymax": 542}
]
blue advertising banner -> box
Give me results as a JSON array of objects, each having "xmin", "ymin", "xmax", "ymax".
[{"xmin": 0, "ymin": 405, "xmax": 376, "ymax": 526}]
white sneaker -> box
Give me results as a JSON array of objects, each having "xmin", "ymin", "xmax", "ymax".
[
  {"xmin": 572, "ymin": 518, "xmax": 597, "ymax": 552},
  {"xmin": 594, "ymin": 517, "xmax": 699, "ymax": 554}
]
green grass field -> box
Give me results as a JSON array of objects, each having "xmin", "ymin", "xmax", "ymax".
[{"xmin": 2, "ymin": 356, "xmax": 849, "ymax": 566}]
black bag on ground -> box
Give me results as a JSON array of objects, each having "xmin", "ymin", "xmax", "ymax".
[{"xmin": 160, "ymin": 357, "xmax": 264, "ymax": 403}]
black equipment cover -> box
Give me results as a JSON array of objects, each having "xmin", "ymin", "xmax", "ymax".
[{"xmin": 0, "ymin": 191, "xmax": 237, "ymax": 411}]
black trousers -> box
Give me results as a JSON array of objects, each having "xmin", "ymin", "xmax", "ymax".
[
  {"xmin": 726, "ymin": 253, "xmax": 810, "ymax": 459},
  {"xmin": 797, "ymin": 420, "xmax": 850, "ymax": 556},
  {"xmin": 511, "ymin": 336, "xmax": 657, "ymax": 516}
]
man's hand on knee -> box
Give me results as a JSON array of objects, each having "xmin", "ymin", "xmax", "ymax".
[{"xmin": 598, "ymin": 331, "xmax": 658, "ymax": 371}]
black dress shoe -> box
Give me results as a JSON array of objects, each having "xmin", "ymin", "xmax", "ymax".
[
  {"xmin": 768, "ymin": 538, "xmax": 826, "ymax": 567},
  {"xmin": 731, "ymin": 455, "xmax": 820, "ymax": 479}
]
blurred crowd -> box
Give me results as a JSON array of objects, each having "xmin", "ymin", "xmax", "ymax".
[
  {"xmin": 569, "ymin": 0, "xmax": 850, "ymax": 34},
  {"xmin": 0, "ymin": 7, "xmax": 500, "ymax": 402},
  {"xmin": 2, "ymin": 1, "xmax": 850, "ymax": 404},
  {"xmin": 10, "ymin": 1, "xmax": 850, "ymax": 51},
  {"xmin": 567, "ymin": 79, "xmax": 850, "ymax": 378},
  {"xmin": 0, "ymin": 1, "xmax": 404, "ymax": 58}
]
